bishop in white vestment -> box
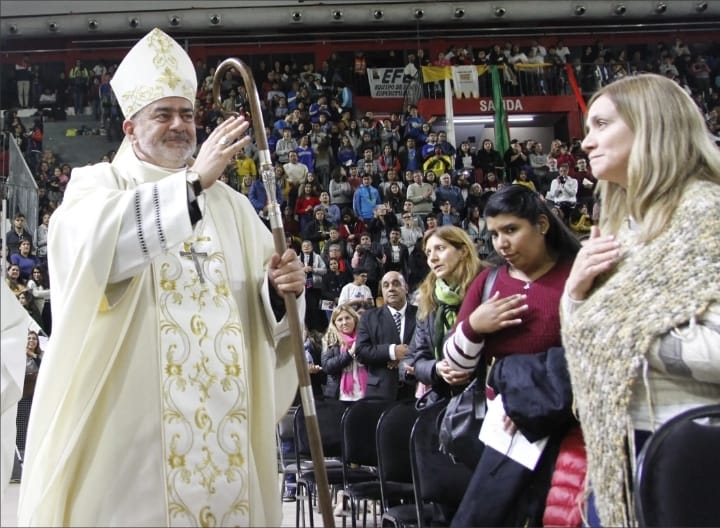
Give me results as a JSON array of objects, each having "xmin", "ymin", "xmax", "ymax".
[{"xmin": 17, "ymin": 28, "xmax": 303, "ymax": 527}]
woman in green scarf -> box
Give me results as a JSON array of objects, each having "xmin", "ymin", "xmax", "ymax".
[{"xmin": 404, "ymin": 225, "xmax": 483, "ymax": 399}]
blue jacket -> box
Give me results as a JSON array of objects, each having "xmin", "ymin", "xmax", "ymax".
[
  {"xmin": 248, "ymin": 178, "xmax": 282, "ymax": 213},
  {"xmin": 352, "ymin": 184, "xmax": 381, "ymax": 221}
]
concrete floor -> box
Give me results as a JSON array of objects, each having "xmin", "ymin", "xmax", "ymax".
[{"xmin": 1, "ymin": 479, "xmax": 335, "ymax": 527}]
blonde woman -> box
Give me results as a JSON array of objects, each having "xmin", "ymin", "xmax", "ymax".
[
  {"xmin": 562, "ymin": 73, "xmax": 720, "ymax": 526},
  {"xmin": 320, "ymin": 305, "xmax": 366, "ymax": 401}
]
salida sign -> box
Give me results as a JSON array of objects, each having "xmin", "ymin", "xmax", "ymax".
[{"xmin": 478, "ymin": 98, "xmax": 524, "ymax": 111}]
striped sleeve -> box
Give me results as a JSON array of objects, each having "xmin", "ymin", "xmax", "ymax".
[{"xmin": 443, "ymin": 319, "xmax": 486, "ymax": 374}]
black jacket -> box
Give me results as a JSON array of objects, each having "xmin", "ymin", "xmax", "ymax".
[{"xmin": 356, "ymin": 304, "xmax": 418, "ymax": 400}]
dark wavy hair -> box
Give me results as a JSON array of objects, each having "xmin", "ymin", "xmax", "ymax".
[{"xmin": 483, "ymin": 184, "xmax": 580, "ymax": 265}]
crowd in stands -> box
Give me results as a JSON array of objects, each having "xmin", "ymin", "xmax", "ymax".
[{"xmin": 3, "ymin": 37, "xmax": 719, "ymax": 340}]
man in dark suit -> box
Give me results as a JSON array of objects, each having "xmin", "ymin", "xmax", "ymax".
[
  {"xmin": 381, "ymin": 226, "xmax": 410, "ymax": 281},
  {"xmin": 356, "ymin": 271, "xmax": 417, "ymax": 401}
]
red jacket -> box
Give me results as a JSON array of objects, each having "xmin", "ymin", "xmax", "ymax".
[{"xmin": 543, "ymin": 425, "xmax": 587, "ymax": 527}]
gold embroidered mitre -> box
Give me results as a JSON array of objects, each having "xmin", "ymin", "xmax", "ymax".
[{"xmin": 110, "ymin": 27, "xmax": 197, "ymax": 118}]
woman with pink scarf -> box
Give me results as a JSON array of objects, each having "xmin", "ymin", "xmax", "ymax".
[{"xmin": 321, "ymin": 305, "xmax": 367, "ymax": 401}]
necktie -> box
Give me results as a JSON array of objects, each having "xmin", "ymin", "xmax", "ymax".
[{"xmin": 393, "ymin": 311, "xmax": 402, "ymax": 339}]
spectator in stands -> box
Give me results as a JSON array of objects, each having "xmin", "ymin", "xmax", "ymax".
[
  {"xmin": 321, "ymin": 304, "xmax": 365, "ymax": 400},
  {"xmin": 402, "ymin": 105, "xmax": 425, "ymax": 141},
  {"xmin": 569, "ymin": 203, "xmax": 593, "ymax": 237},
  {"xmin": 338, "ymin": 266, "xmax": 374, "ymax": 313},
  {"xmin": 378, "ymin": 144, "xmax": 401, "ymax": 178},
  {"xmin": 26, "ymin": 265, "xmax": 51, "ymax": 333},
  {"xmin": 462, "ymin": 205, "xmax": 490, "ymax": 258},
  {"xmin": 295, "ymin": 135, "xmax": 315, "ymax": 173},
  {"xmin": 367, "ymin": 203, "xmax": 398, "ymax": 246},
  {"xmin": 314, "ymin": 137, "xmax": 334, "ymax": 190},
  {"xmin": 512, "ymin": 168, "xmax": 537, "ymax": 192},
  {"xmin": 302, "ymin": 205, "xmax": 334, "ymax": 254},
  {"xmin": 319, "ymin": 258, "xmax": 344, "ymax": 319},
  {"xmin": 336, "ymin": 135, "xmax": 357, "ymax": 167},
  {"xmin": 436, "ymin": 131, "xmax": 456, "ymax": 157},
  {"xmin": 351, "ymin": 232, "xmax": 383, "ymax": 296},
  {"xmin": 10, "ymin": 240, "xmax": 40, "ymax": 282},
  {"xmin": 295, "ymin": 182, "xmax": 321, "ymax": 230},
  {"xmin": 25, "ymin": 328, "xmax": 44, "ymax": 371},
  {"xmin": 476, "ymin": 139, "xmax": 504, "ymax": 181},
  {"xmin": 504, "ymin": 139, "xmax": 528, "ymax": 182},
  {"xmin": 352, "ymin": 174, "xmax": 381, "ymax": 222},
  {"xmin": 6, "ymin": 213, "xmax": 33, "ymax": 259},
  {"xmin": 248, "ymin": 173, "xmax": 282, "ymax": 228},
  {"xmin": 300, "ymin": 239, "xmax": 327, "ymax": 332},
  {"xmin": 357, "ymin": 147, "xmax": 381, "ymax": 184},
  {"xmin": 335, "ymin": 81, "xmax": 353, "ymax": 113},
  {"xmin": 690, "ymin": 55, "xmax": 712, "ymax": 99},
  {"xmin": 383, "ymin": 181, "xmax": 405, "ymax": 215},
  {"xmin": 435, "ymin": 173, "xmax": 465, "ymax": 214},
  {"xmin": 423, "ymin": 145, "xmax": 454, "ymax": 179},
  {"xmin": 455, "ymin": 140, "xmax": 478, "ymax": 173},
  {"xmin": 406, "ymin": 170, "xmax": 436, "ymax": 218},
  {"xmin": 398, "ymin": 136, "xmax": 422, "ymax": 173},
  {"xmin": 529, "ymin": 142, "xmax": 549, "ymax": 192},
  {"xmin": 420, "ymin": 131, "xmax": 438, "ymax": 161},
  {"xmin": 329, "ymin": 167, "xmax": 353, "ymax": 211},
  {"xmin": 463, "ymin": 181, "xmax": 486, "ymax": 215},
  {"xmin": 275, "ymin": 127, "xmax": 297, "ymax": 164},
  {"xmin": 318, "ymin": 191, "xmax": 340, "ymax": 226},
  {"xmin": 436, "ymin": 200, "xmax": 461, "ymax": 227},
  {"xmin": 17, "ymin": 290, "xmax": 45, "ymax": 333},
  {"xmin": 34, "ymin": 212, "xmax": 50, "ymax": 266},
  {"xmin": 400, "ymin": 208, "xmax": 424, "ymax": 250},
  {"xmin": 68, "ymin": 59, "xmax": 90, "ymax": 115},
  {"xmin": 562, "ymin": 73, "xmax": 720, "ymax": 527},
  {"xmin": 379, "ymin": 118, "xmax": 401, "ymax": 151},
  {"xmin": 283, "ymin": 151, "xmax": 309, "ymax": 208},
  {"xmin": 482, "ymin": 171, "xmax": 500, "ymax": 194},
  {"xmin": 21, "ymin": 329, "xmax": 44, "ymax": 408},
  {"xmin": 14, "ymin": 54, "xmax": 32, "ymax": 108},
  {"xmin": 338, "ymin": 208, "xmax": 366, "ymax": 255},
  {"xmin": 6, "ymin": 264, "xmax": 26, "ymax": 295},
  {"xmin": 234, "ymin": 149, "xmax": 257, "ymax": 180},
  {"xmin": 546, "ymin": 162, "xmax": 578, "ymax": 221},
  {"xmin": 572, "ymin": 158, "xmax": 597, "ymax": 208},
  {"xmin": 323, "ymin": 242, "xmax": 352, "ymax": 279}
]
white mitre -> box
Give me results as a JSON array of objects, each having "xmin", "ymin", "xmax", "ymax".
[{"xmin": 110, "ymin": 27, "xmax": 197, "ymax": 118}]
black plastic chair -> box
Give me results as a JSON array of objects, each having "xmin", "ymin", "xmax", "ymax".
[
  {"xmin": 376, "ymin": 400, "xmax": 425, "ymax": 528},
  {"xmin": 293, "ymin": 399, "xmax": 348, "ymax": 528},
  {"xmin": 340, "ymin": 398, "xmax": 396, "ymax": 528},
  {"xmin": 410, "ymin": 400, "xmax": 473, "ymax": 528},
  {"xmin": 634, "ymin": 404, "xmax": 720, "ymax": 527},
  {"xmin": 277, "ymin": 405, "xmax": 303, "ymax": 498}
]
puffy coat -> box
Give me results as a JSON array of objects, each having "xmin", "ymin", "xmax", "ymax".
[{"xmin": 543, "ymin": 425, "xmax": 587, "ymax": 527}]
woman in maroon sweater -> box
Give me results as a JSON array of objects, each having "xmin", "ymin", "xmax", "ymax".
[{"xmin": 444, "ymin": 184, "xmax": 581, "ymax": 527}]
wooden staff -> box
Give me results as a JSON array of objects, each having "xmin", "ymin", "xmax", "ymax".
[{"xmin": 213, "ymin": 58, "xmax": 334, "ymax": 528}]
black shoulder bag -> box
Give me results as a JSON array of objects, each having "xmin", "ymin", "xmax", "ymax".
[{"xmin": 437, "ymin": 266, "xmax": 499, "ymax": 468}]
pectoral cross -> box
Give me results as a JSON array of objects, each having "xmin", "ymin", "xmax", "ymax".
[{"xmin": 181, "ymin": 238, "xmax": 210, "ymax": 283}]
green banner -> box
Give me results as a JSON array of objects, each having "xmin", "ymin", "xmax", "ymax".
[{"xmin": 490, "ymin": 66, "xmax": 510, "ymax": 164}]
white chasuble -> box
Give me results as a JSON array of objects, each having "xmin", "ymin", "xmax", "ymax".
[
  {"xmin": 156, "ymin": 209, "xmax": 250, "ymax": 526},
  {"xmin": 17, "ymin": 139, "xmax": 301, "ymax": 527}
]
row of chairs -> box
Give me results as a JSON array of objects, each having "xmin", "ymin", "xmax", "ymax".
[
  {"xmin": 278, "ymin": 397, "xmax": 472, "ymax": 528},
  {"xmin": 281, "ymin": 399, "xmax": 720, "ymax": 528}
]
